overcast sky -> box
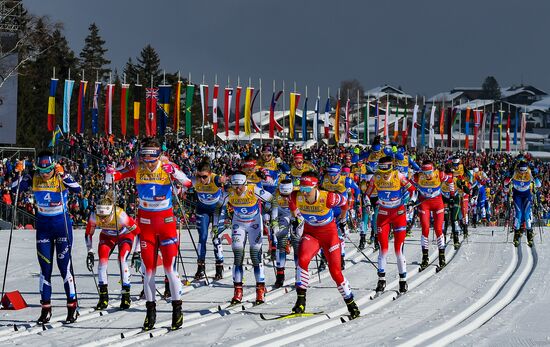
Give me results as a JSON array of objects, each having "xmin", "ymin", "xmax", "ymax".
[{"xmin": 24, "ymin": 0, "xmax": 550, "ymax": 97}]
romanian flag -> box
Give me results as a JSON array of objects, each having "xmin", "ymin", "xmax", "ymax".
[
  {"xmin": 212, "ymin": 85, "xmax": 219, "ymax": 136},
  {"xmin": 235, "ymin": 86, "xmax": 242, "ymax": 135},
  {"xmin": 465, "ymin": 107, "xmax": 471, "ymax": 150},
  {"xmin": 47, "ymin": 78, "xmax": 58, "ymax": 132},
  {"xmin": 224, "ymin": 87, "xmax": 233, "ymax": 137},
  {"xmin": 334, "ymin": 98, "xmax": 340, "ymax": 142},
  {"xmin": 120, "ymin": 84, "xmax": 129, "ymax": 137},
  {"xmin": 268, "ymin": 90, "xmax": 283, "ymax": 138},
  {"xmin": 133, "ymin": 84, "xmax": 142, "ymax": 136},
  {"xmin": 158, "ymin": 85, "xmax": 171, "ymax": 137},
  {"xmin": 244, "ymin": 87, "xmax": 254, "ymax": 135},
  {"xmin": 184, "ymin": 84, "xmax": 194, "ymax": 137},
  {"xmin": 91, "ymin": 81, "xmax": 101, "ymax": 135},
  {"xmin": 145, "ymin": 87, "xmax": 158, "ymax": 137},
  {"xmin": 289, "ymin": 92, "xmax": 300, "ymax": 140},
  {"xmin": 62, "ymin": 79, "xmax": 74, "ymax": 133},
  {"xmin": 173, "ymin": 81, "xmax": 182, "ymax": 133},
  {"xmin": 104, "ymin": 84, "xmax": 114, "ymax": 135},
  {"xmin": 77, "ymin": 80, "xmax": 87, "ymax": 134}
]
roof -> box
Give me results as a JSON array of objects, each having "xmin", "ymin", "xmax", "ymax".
[
  {"xmin": 454, "ymin": 99, "xmax": 496, "ymax": 111},
  {"xmin": 364, "ymin": 85, "xmax": 413, "ymax": 99},
  {"xmin": 427, "ymin": 91, "xmax": 464, "ymax": 103}
]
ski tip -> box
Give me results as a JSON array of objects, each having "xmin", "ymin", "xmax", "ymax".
[
  {"xmin": 241, "ymin": 305, "xmax": 246, "ymax": 311},
  {"xmin": 217, "ymin": 305, "xmax": 222, "ymax": 311},
  {"xmin": 121, "ymin": 333, "xmax": 125, "ymax": 339},
  {"xmin": 259, "ymin": 313, "xmax": 267, "ymax": 320},
  {"xmin": 340, "ymin": 316, "xmax": 346, "ymax": 323},
  {"xmin": 149, "ymin": 332, "xmax": 154, "ymax": 338}
]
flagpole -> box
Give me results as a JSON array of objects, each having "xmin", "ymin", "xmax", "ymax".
[
  {"xmin": 317, "ymin": 85, "xmax": 320, "ymax": 143},
  {"xmin": 188, "ymin": 73, "xmax": 191, "ymax": 142},
  {"xmin": 272, "ymin": 80, "xmax": 276, "ymax": 144},
  {"xmin": 305, "ymin": 85, "xmax": 308, "ymax": 145},
  {"xmin": 282, "ymin": 80, "xmax": 286, "ymax": 146},
  {"xmin": 366, "ymin": 93, "xmax": 370, "ymax": 145},
  {"xmin": 259, "ymin": 77, "xmax": 263, "ymax": 145},
  {"xmin": 451, "ymin": 99, "xmax": 454, "ymax": 151}
]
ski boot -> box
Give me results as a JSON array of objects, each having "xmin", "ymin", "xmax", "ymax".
[
  {"xmin": 163, "ymin": 276, "xmax": 171, "ymax": 299},
  {"xmin": 171, "ymin": 300, "xmax": 183, "ymax": 330},
  {"xmin": 273, "ymin": 268, "xmax": 285, "ymax": 289},
  {"xmin": 193, "ymin": 261, "xmax": 206, "ymax": 281},
  {"xmin": 399, "ymin": 279, "xmax": 408, "ymax": 293},
  {"xmin": 143, "ymin": 301, "xmax": 156, "ymax": 331},
  {"xmin": 95, "ymin": 284, "xmax": 109, "ymax": 310},
  {"xmin": 463, "ymin": 223, "xmax": 469, "ymax": 238},
  {"xmin": 419, "ymin": 249, "xmax": 429, "ymax": 271},
  {"xmin": 375, "ymin": 272, "xmax": 386, "ymax": 293},
  {"xmin": 120, "ymin": 285, "xmax": 131, "ymax": 309},
  {"xmin": 292, "ymin": 288, "xmax": 307, "ymax": 313},
  {"xmin": 214, "ymin": 262, "xmax": 224, "ymax": 281},
  {"xmin": 255, "ymin": 282, "xmax": 266, "ymax": 305},
  {"xmin": 230, "ymin": 282, "xmax": 243, "ymax": 305},
  {"xmin": 344, "ymin": 296, "xmax": 360, "ymax": 319},
  {"xmin": 527, "ymin": 229, "xmax": 534, "ymax": 248},
  {"xmin": 37, "ymin": 301, "xmax": 52, "ymax": 324},
  {"xmin": 65, "ymin": 300, "xmax": 78, "ymax": 324},
  {"xmin": 358, "ymin": 234, "xmax": 367, "ymax": 250},
  {"xmin": 513, "ymin": 228, "xmax": 521, "ymax": 247},
  {"xmin": 452, "ymin": 232, "xmax": 460, "ymax": 250},
  {"xmin": 437, "ymin": 249, "xmax": 446, "ymax": 271},
  {"xmin": 406, "ymin": 222, "xmax": 413, "ymax": 237}
]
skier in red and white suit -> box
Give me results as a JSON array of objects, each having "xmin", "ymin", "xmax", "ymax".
[
  {"xmin": 365, "ymin": 156, "xmax": 416, "ymax": 294},
  {"xmin": 411, "ymin": 160, "xmax": 455, "ymax": 271},
  {"xmin": 105, "ymin": 138, "xmax": 192, "ymax": 331},
  {"xmin": 287, "ymin": 171, "xmax": 360, "ymax": 319}
]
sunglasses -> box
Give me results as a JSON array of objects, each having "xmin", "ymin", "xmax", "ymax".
[
  {"xmin": 197, "ymin": 174, "xmax": 209, "ymax": 179},
  {"xmin": 35, "ymin": 165, "xmax": 54, "ymax": 173},
  {"xmin": 300, "ymin": 186, "xmax": 314, "ymax": 193},
  {"xmin": 295, "ymin": 161, "xmax": 304, "ymax": 165}
]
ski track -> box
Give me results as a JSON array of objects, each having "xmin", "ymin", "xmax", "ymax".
[{"xmin": 1, "ymin": 226, "xmax": 548, "ymax": 346}]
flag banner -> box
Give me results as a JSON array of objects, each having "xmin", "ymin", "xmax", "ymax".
[
  {"xmin": 120, "ymin": 84, "xmax": 129, "ymax": 137},
  {"xmin": 173, "ymin": 81, "xmax": 182, "ymax": 133},
  {"xmin": 334, "ymin": 99, "xmax": 340, "ymax": 142},
  {"xmin": 439, "ymin": 106, "xmax": 445, "ymax": 142},
  {"xmin": 47, "ymin": 78, "xmax": 58, "ymax": 132},
  {"xmin": 345, "ymin": 98, "xmax": 350, "ymax": 143},
  {"xmin": 410, "ymin": 104, "xmax": 419, "ymax": 148},
  {"xmin": 384, "ymin": 100, "xmax": 389, "ymax": 144},
  {"xmin": 489, "ymin": 112, "xmax": 495, "ymax": 150},
  {"xmin": 62, "ymin": 79, "xmax": 74, "ymax": 133},
  {"xmin": 324, "ymin": 98, "xmax": 330, "ymax": 139},
  {"xmin": 200, "ymin": 84, "xmax": 209, "ymax": 127},
  {"xmin": 498, "ymin": 110, "xmax": 503, "ymax": 151},
  {"xmin": 428, "ymin": 105, "xmax": 436, "ymax": 148},
  {"xmin": 473, "ymin": 110, "xmax": 481, "ymax": 151},
  {"xmin": 77, "ymin": 80, "xmax": 87, "ymax": 134},
  {"xmin": 302, "ymin": 96, "xmax": 308, "ymax": 143},
  {"xmin": 465, "ymin": 107, "xmax": 471, "ymax": 150},
  {"xmin": 91, "ymin": 81, "xmax": 101, "ymax": 135},
  {"xmin": 394, "ymin": 102, "xmax": 399, "ymax": 142},
  {"xmin": 224, "ymin": 87, "xmax": 234, "ymax": 137},
  {"xmin": 133, "ymin": 84, "xmax": 142, "ymax": 136},
  {"xmin": 268, "ymin": 91, "xmax": 283, "ymax": 138},
  {"xmin": 244, "ymin": 87, "xmax": 254, "ymax": 135},
  {"xmin": 514, "ymin": 108, "xmax": 518, "ymax": 146},
  {"xmin": 289, "ymin": 92, "xmax": 300, "ymax": 140},
  {"xmin": 375, "ymin": 101, "xmax": 380, "ymax": 136},
  {"xmin": 506, "ymin": 111, "xmax": 511, "ymax": 152},
  {"xmin": 212, "ymin": 84, "xmax": 219, "ymax": 136},
  {"xmin": 145, "ymin": 87, "xmax": 159, "ymax": 137},
  {"xmin": 481, "ymin": 112, "xmax": 488, "ymax": 151},
  {"xmin": 420, "ymin": 104, "xmax": 426, "ymax": 148},
  {"xmin": 184, "ymin": 84, "xmax": 194, "ymax": 137},
  {"xmin": 250, "ymin": 89, "xmax": 261, "ymax": 132},
  {"xmin": 49, "ymin": 125, "xmax": 63, "ymax": 147},
  {"xmin": 235, "ymin": 86, "xmax": 242, "ymax": 135},
  {"xmin": 402, "ymin": 109, "xmax": 408, "ymax": 146},
  {"xmin": 158, "ymin": 85, "xmax": 171, "ymax": 137},
  {"xmin": 520, "ymin": 112, "xmax": 526, "ymax": 151},
  {"xmin": 446, "ymin": 107, "xmax": 454, "ymax": 147},
  {"xmin": 314, "ymin": 97, "xmax": 319, "ymax": 141},
  {"xmin": 104, "ymin": 84, "xmax": 114, "ymax": 135},
  {"xmin": 364, "ymin": 101, "xmax": 369, "ymax": 145}
]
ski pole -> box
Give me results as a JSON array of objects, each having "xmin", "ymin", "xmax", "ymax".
[
  {"xmin": 176, "ymin": 230, "xmax": 191, "ymax": 285},
  {"xmin": 346, "ymin": 235, "xmax": 378, "ymax": 270},
  {"xmin": 111, "ymin": 180, "xmax": 126, "ymax": 291},
  {"xmin": 314, "ymin": 255, "xmax": 322, "ymax": 283},
  {"xmin": 0, "ymin": 171, "xmax": 21, "ymax": 304},
  {"xmin": 88, "ymin": 261, "xmax": 100, "ymax": 295}
]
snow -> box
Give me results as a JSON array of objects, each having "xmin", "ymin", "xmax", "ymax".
[{"xmin": 0, "ymin": 225, "xmax": 548, "ymax": 346}]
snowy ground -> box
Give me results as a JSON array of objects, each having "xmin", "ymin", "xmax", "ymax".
[{"xmin": 0, "ymin": 224, "xmax": 548, "ymax": 346}]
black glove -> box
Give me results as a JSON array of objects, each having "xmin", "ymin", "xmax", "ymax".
[
  {"xmin": 255, "ymin": 169, "xmax": 267, "ymax": 180},
  {"xmin": 131, "ymin": 252, "xmax": 142, "ymax": 272},
  {"xmin": 86, "ymin": 251, "xmax": 95, "ymax": 272}
]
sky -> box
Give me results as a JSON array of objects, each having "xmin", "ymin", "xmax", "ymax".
[{"xmin": 23, "ymin": 0, "xmax": 550, "ymax": 97}]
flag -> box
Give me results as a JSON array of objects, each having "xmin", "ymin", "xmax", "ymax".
[
  {"xmin": 302, "ymin": 96, "xmax": 308, "ymax": 143},
  {"xmin": 428, "ymin": 105, "xmax": 435, "ymax": 148},
  {"xmin": 520, "ymin": 111, "xmax": 526, "ymax": 151},
  {"xmin": 384, "ymin": 99, "xmax": 389, "ymax": 144},
  {"xmin": 489, "ymin": 112, "xmax": 495, "ymax": 150},
  {"xmin": 173, "ymin": 81, "xmax": 182, "ymax": 133},
  {"xmin": 420, "ymin": 104, "xmax": 427, "ymax": 148},
  {"xmin": 91, "ymin": 81, "xmax": 101, "ymax": 135},
  {"xmin": 157, "ymin": 85, "xmax": 171, "ymax": 137},
  {"xmin": 133, "ymin": 84, "xmax": 142, "ymax": 136},
  {"xmin": 465, "ymin": 107, "xmax": 471, "ymax": 150},
  {"xmin": 394, "ymin": 102, "xmax": 399, "ymax": 142},
  {"xmin": 244, "ymin": 87, "xmax": 254, "ymax": 135},
  {"xmin": 334, "ymin": 98, "xmax": 340, "ymax": 142},
  {"xmin": 235, "ymin": 86, "xmax": 242, "ymax": 135},
  {"xmin": 145, "ymin": 87, "xmax": 158, "ymax": 137},
  {"xmin": 446, "ymin": 107, "xmax": 453, "ymax": 147},
  {"xmin": 473, "ymin": 110, "xmax": 481, "ymax": 151},
  {"xmin": 324, "ymin": 98, "xmax": 330, "ymax": 139},
  {"xmin": 514, "ymin": 108, "xmax": 518, "ymax": 146},
  {"xmin": 104, "ymin": 84, "xmax": 114, "ymax": 135},
  {"xmin": 375, "ymin": 101, "xmax": 380, "ymax": 136},
  {"xmin": 268, "ymin": 91, "xmax": 284, "ymax": 138},
  {"xmin": 313, "ymin": 96, "xmax": 319, "ymax": 141},
  {"xmin": 411, "ymin": 104, "xmax": 419, "ymax": 148},
  {"xmin": 288, "ymin": 92, "xmax": 300, "ymax": 140},
  {"xmin": 224, "ymin": 87, "xmax": 234, "ymax": 137},
  {"xmin": 47, "ymin": 78, "xmax": 58, "ymax": 132},
  {"xmin": 185, "ymin": 84, "xmax": 194, "ymax": 137},
  {"xmin": 48, "ymin": 125, "xmax": 63, "ymax": 147},
  {"xmin": 439, "ymin": 105, "xmax": 445, "ymax": 142},
  {"xmin": 498, "ymin": 110, "xmax": 503, "ymax": 151},
  {"xmin": 345, "ymin": 98, "xmax": 350, "ymax": 143},
  {"xmin": 120, "ymin": 84, "xmax": 129, "ymax": 137},
  {"xmin": 212, "ymin": 85, "xmax": 219, "ymax": 136},
  {"xmin": 199, "ymin": 84, "xmax": 209, "ymax": 128},
  {"xmin": 250, "ymin": 89, "xmax": 261, "ymax": 132},
  {"xmin": 506, "ymin": 111, "xmax": 511, "ymax": 152},
  {"xmin": 62, "ymin": 79, "xmax": 74, "ymax": 133},
  {"xmin": 77, "ymin": 80, "xmax": 87, "ymax": 134},
  {"xmin": 402, "ymin": 102, "xmax": 408, "ymax": 146},
  {"xmin": 364, "ymin": 101, "xmax": 369, "ymax": 145},
  {"xmin": 481, "ymin": 112, "xmax": 488, "ymax": 151}
]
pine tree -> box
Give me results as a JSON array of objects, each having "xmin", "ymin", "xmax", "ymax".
[
  {"xmin": 122, "ymin": 57, "xmax": 138, "ymax": 84},
  {"xmin": 79, "ymin": 23, "xmax": 111, "ymax": 82},
  {"xmin": 136, "ymin": 44, "xmax": 162, "ymax": 87}
]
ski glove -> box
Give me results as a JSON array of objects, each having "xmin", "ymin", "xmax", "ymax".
[
  {"xmin": 162, "ymin": 163, "xmax": 176, "ymax": 174},
  {"xmin": 293, "ymin": 216, "xmax": 305, "ymax": 238},
  {"xmin": 86, "ymin": 251, "xmax": 95, "ymax": 272},
  {"xmin": 131, "ymin": 252, "xmax": 142, "ymax": 272},
  {"xmin": 212, "ymin": 226, "xmax": 220, "ymax": 239},
  {"xmin": 55, "ymin": 164, "xmax": 65, "ymax": 177}
]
